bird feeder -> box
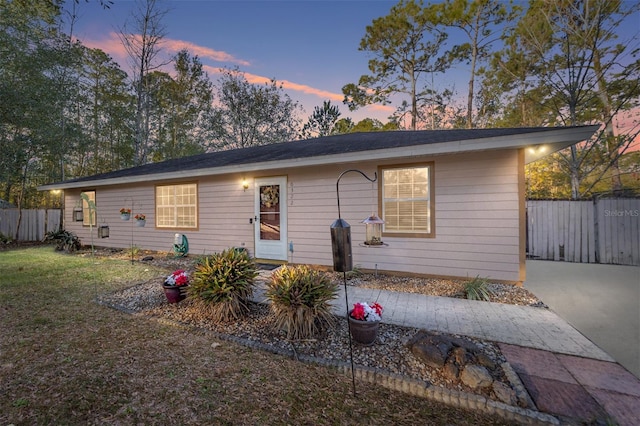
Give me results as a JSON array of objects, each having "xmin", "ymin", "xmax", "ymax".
[
  {"xmin": 330, "ymin": 218, "xmax": 352, "ymax": 272},
  {"xmin": 362, "ymin": 213, "xmax": 384, "ymax": 246}
]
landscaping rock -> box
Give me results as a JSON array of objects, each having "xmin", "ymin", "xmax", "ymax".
[
  {"xmin": 492, "ymin": 381, "xmax": 518, "ymax": 406},
  {"xmin": 409, "ymin": 340, "xmax": 449, "ymax": 368},
  {"xmin": 451, "ymin": 346, "xmax": 469, "ymax": 365},
  {"xmin": 443, "ymin": 362, "xmax": 459, "ymax": 381},
  {"xmin": 476, "ymin": 353, "xmax": 497, "ymax": 370},
  {"xmin": 460, "ymin": 365, "xmax": 493, "ymax": 389}
]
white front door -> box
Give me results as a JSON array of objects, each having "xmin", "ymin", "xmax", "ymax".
[{"xmin": 254, "ymin": 177, "xmax": 287, "ymax": 260}]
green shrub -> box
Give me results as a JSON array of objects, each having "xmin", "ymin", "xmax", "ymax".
[
  {"xmin": 0, "ymin": 231, "xmax": 12, "ymax": 244},
  {"xmin": 345, "ymin": 264, "xmax": 363, "ymax": 280},
  {"xmin": 43, "ymin": 229, "xmax": 81, "ymax": 253},
  {"xmin": 266, "ymin": 265, "xmax": 339, "ymax": 340},
  {"xmin": 464, "ymin": 276, "xmax": 493, "ymax": 301},
  {"xmin": 188, "ymin": 248, "xmax": 258, "ymax": 322}
]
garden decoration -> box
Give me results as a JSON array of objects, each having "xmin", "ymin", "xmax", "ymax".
[
  {"xmin": 348, "ymin": 302, "xmax": 383, "ymax": 345},
  {"xmin": 163, "ymin": 269, "xmax": 189, "ymax": 303},
  {"xmin": 135, "ymin": 214, "xmax": 146, "ymax": 227},
  {"xmin": 173, "ymin": 233, "xmax": 189, "ymax": 257},
  {"xmin": 120, "ymin": 208, "xmax": 131, "ymax": 220},
  {"xmin": 331, "ymin": 168, "xmax": 378, "ymax": 396}
]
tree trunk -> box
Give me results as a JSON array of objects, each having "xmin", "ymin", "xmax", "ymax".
[
  {"xmin": 593, "ymin": 49, "xmax": 622, "ymax": 193},
  {"xmin": 570, "ymin": 145, "xmax": 580, "ymax": 199}
]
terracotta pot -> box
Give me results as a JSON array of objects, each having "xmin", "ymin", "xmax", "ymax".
[
  {"xmin": 348, "ymin": 310, "xmax": 380, "ymax": 345},
  {"xmin": 163, "ymin": 284, "xmax": 187, "ymax": 303}
]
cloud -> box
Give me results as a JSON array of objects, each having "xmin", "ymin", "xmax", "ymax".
[
  {"xmin": 80, "ymin": 32, "xmax": 250, "ymax": 67},
  {"xmin": 203, "ymin": 65, "xmax": 343, "ymax": 101},
  {"xmin": 162, "ymin": 38, "xmax": 250, "ymax": 66},
  {"xmin": 80, "ymin": 33, "xmax": 129, "ymax": 62},
  {"xmin": 79, "ymin": 33, "xmax": 394, "ymax": 117},
  {"xmin": 202, "ymin": 65, "xmax": 395, "ymax": 115}
]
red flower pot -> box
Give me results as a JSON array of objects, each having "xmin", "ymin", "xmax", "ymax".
[
  {"xmin": 163, "ymin": 284, "xmax": 187, "ymax": 303},
  {"xmin": 348, "ymin": 310, "xmax": 380, "ymax": 345}
]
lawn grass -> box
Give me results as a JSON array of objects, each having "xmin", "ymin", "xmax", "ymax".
[{"xmin": 0, "ymin": 247, "xmax": 509, "ymax": 425}]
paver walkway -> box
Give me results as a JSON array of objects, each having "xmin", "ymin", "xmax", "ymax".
[
  {"xmin": 254, "ymin": 271, "xmax": 640, "ymax": 425},
  {"xmin": 500, "ymin": 344, "xmax": 640, "ymax": 426}
]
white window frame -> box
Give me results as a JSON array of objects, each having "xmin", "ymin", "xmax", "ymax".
[
  {"xmin": 379, "ymin": 163, "xmax": 434, "ymax": 238},
  {"xmin": 155, "ymin": 183, "xmax": 198, "ymax": 229}
]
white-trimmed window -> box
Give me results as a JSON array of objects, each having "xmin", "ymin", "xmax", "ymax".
[
  {"xmin": 82, "ymin": 190, "xmax": 96, "ymax": 226},
  {"xmin": 380, "ymin": 164, "xmax": 433, "ymax": 237},
  {"xmin": 155, "ymin": 183, "xmax": 198, "ymax": 228}
]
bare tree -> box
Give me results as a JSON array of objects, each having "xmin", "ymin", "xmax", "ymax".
[
  {"xmin": 118, "ymin": 0, "xmax": 168, "ymax": 165},
  {"xmin": 493, "ymin": 0, "xmax": 639, "ymax": 198}
]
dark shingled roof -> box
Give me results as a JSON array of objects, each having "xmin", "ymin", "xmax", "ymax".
[{"xmin": 54, "ymin": 127, "xmax": 578, "ymax": 185}]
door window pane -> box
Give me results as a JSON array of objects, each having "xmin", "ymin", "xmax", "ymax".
[{"xmin": 259, "ymin": 185, "xmax": 280, "ymax": 240}]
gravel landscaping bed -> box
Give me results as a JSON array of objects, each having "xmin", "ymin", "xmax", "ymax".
[
  {"xmin": 337, "ymin": 272, "xmax": 546, "ymax": 307},
  {"xmin": 98, "ymin": 277, "xmax": 510, "ymax": 400},
  {"xmin": 94, "ymin": 249, "xmax": 547, "ymax": 406}
]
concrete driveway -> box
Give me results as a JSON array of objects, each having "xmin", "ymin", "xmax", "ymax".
[{"xmin": 525, "ymin": 260, "xmax": 640, "ymax": 378}]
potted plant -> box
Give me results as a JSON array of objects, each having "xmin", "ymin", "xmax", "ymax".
[
  {"xmin": 348, "ymin": 301, "xmax": 383, "ymax": 345},
  {"xmin": 120, "ymin": 208, "xmax": 131, "ymax": 220},
  {"xmin": 163, "ymin": 269, "xmax": 189, "ymax": 303},
  {"xmin": 134, "ymin": 213, "xmax": 146, "ymax": 227}
]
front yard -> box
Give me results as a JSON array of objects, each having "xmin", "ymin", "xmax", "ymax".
[{"xmin": 0, "ymin": 247, "xmax": 509, "ymax": 425}]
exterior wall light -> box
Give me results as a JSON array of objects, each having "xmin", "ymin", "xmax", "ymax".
[
  {"xmin": 98, "ymin": 225, "xmax": 110, "ymax": 238},
  {"xmin": 242, "ymin": 178, "xmax": 249, "ymax": 191},
  {"xmin": 73, "ymin": 208, "xmax": 84, "ymax": 222}
]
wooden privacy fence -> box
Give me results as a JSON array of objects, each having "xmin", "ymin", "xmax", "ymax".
[
  {"xmin": 0, "ymin": 209, "xmax": 62, "ymax": 241},
  {"xmin": 527, "ymin": 199, "xmax": 640, "ymax": 266}
]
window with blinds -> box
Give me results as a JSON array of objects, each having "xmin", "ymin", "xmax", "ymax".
[
  {"xmin": 155, "ymin": 183, "xmax": 198, "ymax": 228},
  {"xmin": 381, "ymin": 165, "xmax": 433, "ymax": 237}
]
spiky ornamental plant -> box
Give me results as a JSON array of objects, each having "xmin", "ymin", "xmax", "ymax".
[
  {"xmin": 266, "ymin": 265, "xmax": 339, "ymax": 340},
  {"xmin": 188, "ymin": 248, "xmax": 258, "ymax": 322},
  {"xmin": 464, "ymin": 276, "xmax": 493, "ymax": 301}
]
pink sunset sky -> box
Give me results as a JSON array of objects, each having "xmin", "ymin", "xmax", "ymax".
[{"xmin": 68, "ymin": 0, "xmax": 639, "ymax": 137}]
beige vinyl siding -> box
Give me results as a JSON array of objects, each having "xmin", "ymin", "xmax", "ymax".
[
  {"xmin": 285, "ymin": 151, "xmax": 521, "ymax": 281},
  {"xmin": 64, "ymin": 176, "xmax": 254, "ymax": 256},
  {"xmin": 197, "ymin": 177, "xmax": 254, "ymax": 253},
  {"xmin": 63, "ymin": 149, "xmax": 523, "ymax": 282}
]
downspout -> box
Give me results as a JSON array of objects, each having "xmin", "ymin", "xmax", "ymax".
[{"xmin": 518, "ymin": 148, "xmax": 527, "ymax": 284}]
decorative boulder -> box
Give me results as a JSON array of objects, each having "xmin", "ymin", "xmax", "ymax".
[{"xmin": 460, "ymin": 365, "xmax": 493, "ymax": 389}]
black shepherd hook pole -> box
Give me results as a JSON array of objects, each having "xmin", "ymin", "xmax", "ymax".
[
  {"xmin": 336, "ymin": 169, "xmax": 377, "ymax": 220},
  {"xmin": 334, "ymin": 169, "xmax": 377, "ymax": 397}
]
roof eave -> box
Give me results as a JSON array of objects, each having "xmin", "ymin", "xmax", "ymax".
[{"xmin": 38, "ymin": 125, "xmax": 599, "ymax": 190}]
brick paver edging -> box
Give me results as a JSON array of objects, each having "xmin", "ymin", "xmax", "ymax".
[{"xmin": 100, "ymin": 300, "xmax": 563, "ymax": 426}]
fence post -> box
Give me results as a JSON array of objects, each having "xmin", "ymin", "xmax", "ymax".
[{"xmin": 593, "ymin": 197, "xmax": 600, "ymax": 263}]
